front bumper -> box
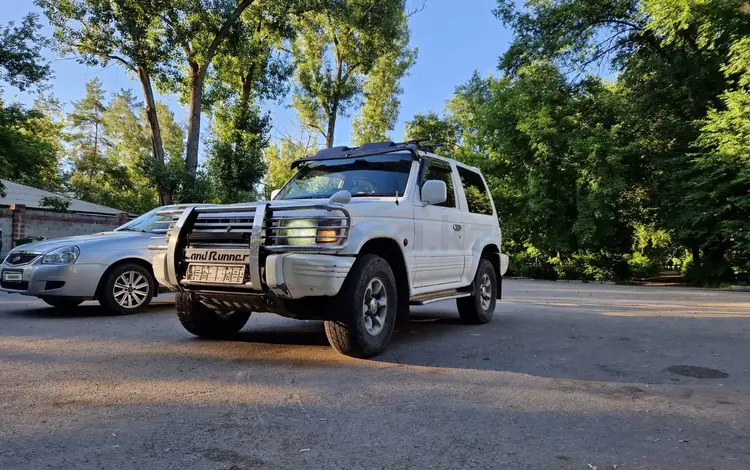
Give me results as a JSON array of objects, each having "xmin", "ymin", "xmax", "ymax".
[
  {"xmin": 266, "ymin": 254, "xmax": 354, "ymax": 299},
  {"xmin": 0, "ymin": 262, "xmax": 106, "ymax": 298},
  {"xmin": 153, "ymin": 251, "xmax": 354, "ymax": 300}
]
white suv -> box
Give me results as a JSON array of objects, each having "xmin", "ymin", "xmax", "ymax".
[{"xmin": 152, "ymin": 141, "xmax": 508, "ymax": 357}]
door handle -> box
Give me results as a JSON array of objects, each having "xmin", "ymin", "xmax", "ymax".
[{"xmin": 453, "ymin": 224, "xmax": 462, "ymax": 231}]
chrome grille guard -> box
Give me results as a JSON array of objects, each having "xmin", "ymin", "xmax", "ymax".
[{"xmin": 150, "ymin": 201, "xmax": 352, "ymax": 291}]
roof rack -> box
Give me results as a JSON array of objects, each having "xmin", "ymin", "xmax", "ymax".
[{"xmin": 290, "ymin": 140, "xmax": 426, "ymax": 169}]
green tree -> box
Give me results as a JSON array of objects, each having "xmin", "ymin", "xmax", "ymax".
[
  {"xmin": 206, "ymin": 105, "xmax": 271, "ymax": 203},
  {"xmin": 203, "ymin": 4, "xmax": 296, "ymax": 203},
  {"xmin": 0, "ymin": 14, "xmax": 59, "ymax": 197},
  {"xmin": 38, "ymin": 0, "xmax": 178, "ymax": 204},
  {"xmin": 69, "ymin": 78, "xmax": 108, "ymax": 164},
  {"xmin": 264, "ymin": 135, "xmax": 317, "ymax": 197},
  {"xmin": 351, "ymin": 14, "xmax": 416, "ymax": 144},
  {"xmin": 292, "ymin": 0, "xmax": 409, "ymax": 147},
  {"xmin": 0, "ymin": 13, "xmax": 51, "ymax": 91},
  {"xmin": 0, "ymin": 98, "xmax": 64, "ymax": 195},
  {"xmin": 100, "ymin": 90, "xmax": 158, "ymax": 213},
  {"xmin": 67, "ymin": 79, "xmax": 130, "ymax": 208},
  {"xmin": 404, "ymin": 111, "xmax": 461, "ymax": 154},
  {"xmin": 492, "ymin": 0, "xmax": 749, "ymax": 282},
  {"xmin": 158, "ymin": 0, "xmax": 294, "ymax": 177}
]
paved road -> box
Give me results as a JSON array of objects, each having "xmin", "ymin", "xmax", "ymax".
[{"xmin": 0, "ymin": 281, "xmax": 749, "ymax": 470}]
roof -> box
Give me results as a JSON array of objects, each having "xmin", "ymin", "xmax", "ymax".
[
  {"xmin": 290, "ymin": 140, "xmax": 481, "ymax": 174},
  {"xmin": 0, "ymin": 180, "xmax": 122, "ymax": 215}
]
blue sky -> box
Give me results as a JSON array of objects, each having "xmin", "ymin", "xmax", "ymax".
[{"xmin": 4, "ymin": 0, "xmax": 512, "ymax": 157}]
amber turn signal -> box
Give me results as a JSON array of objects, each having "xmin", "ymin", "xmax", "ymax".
[{"xmin": 316, "ymin": 229, "xmax": 339, "ymax": 243}]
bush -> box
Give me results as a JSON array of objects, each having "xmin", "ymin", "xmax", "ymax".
[
  {"xmin": 626, "ymin": 252, "xmax": 661, "ymax": 278},
  {"xmin": 551, "ymin": 252, "xmax": 628, "ymax": 282}
]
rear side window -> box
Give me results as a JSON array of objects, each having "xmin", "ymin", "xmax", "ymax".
[
  {"xmin": 420, "ymin": 159, "xmax": 456, "ymax": 208},
  {"xmin": 458, "ymin": 167, "xmax": 493, "ymax": 215}
]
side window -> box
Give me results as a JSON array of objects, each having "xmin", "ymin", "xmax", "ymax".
[
  {"xmin": 420, "ymin": 159, "xmax": 456, "ymax": 208},
  {"xmin": 458, "ymin": 167, "xmax": 493, "ymax": 216}
]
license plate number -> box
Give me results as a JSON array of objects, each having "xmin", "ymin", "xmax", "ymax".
[
  {"xmin": 2, "ymin": 271, "xmax": 23, "ymax": 282},
  {"xmin": 186, "ymin": 264, "xmax": 245, "ymax": 284}
]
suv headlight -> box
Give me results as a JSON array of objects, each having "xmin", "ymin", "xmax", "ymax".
[
  {"xmin": 280, "ymin": 219, "xmax": 344, "ymax": 246},
  {"xmin": 41, "ymin": 246, "xmax": 80, "ymax": 265}
]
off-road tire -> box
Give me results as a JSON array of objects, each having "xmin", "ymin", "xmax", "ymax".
[
  {"xmin": 324, "ymin": 254, "xmax": 397, "ymax": 358},
  {"xmin": 99, "ymin": 263, "xmax": 155, "ymax": 315},
  {"xmin": 41, "ymin": 297, "xmax": 83, "ymax": 309},
  {"xmin": 457, "ymin": 258, "xmax": 497, "ymax": 324},
  {"xmin": 176, "ymin": 291, "xmax": 250, "ymax": 339}
]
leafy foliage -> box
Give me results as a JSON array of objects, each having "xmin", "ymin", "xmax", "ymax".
[
  {"xmin": 263, "ymin": 136, "xmax": 317, "ymax": 197},
  {"xmin": 0, "ymin": 14, "xmax": 51, "ymax": 91},
  {"xmin": 39, "ymin": 196, "xmax": 71, "ymax": 211},
  {"xmin": 292, "ymin": 0, "xmax": 409, "ymax": 147},
  {"xmin": 0, "ymin": 99, "xmax": 63, "ymax": 195},
  {"xmin": 456, "ymin": 0, "xmax": 750, "ymax": 283},
  {"xmin": 351, "ymin": 14, "xmax": 416, "ymax": 145}
]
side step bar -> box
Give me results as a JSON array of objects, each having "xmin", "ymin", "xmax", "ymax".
[{"xmin": 409, "ymin": 289, "xmax": 472, "ymax": 306}]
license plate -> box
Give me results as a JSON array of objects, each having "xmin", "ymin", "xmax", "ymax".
[
  {"xmin": 186, "ymin": 264, "xmax": 246, "ymax": 284},
  {"xmin": 2, "ymin": 271, "xmax": 23, "ymax": 282}
]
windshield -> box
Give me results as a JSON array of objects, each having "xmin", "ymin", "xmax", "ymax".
[
  {"xmin": 276, "ymin": 152, "xmax": 413, "ymax": 200},
  {"xmin": 115, "ymin": 207, "xmax": 172, "ymax": 233}
]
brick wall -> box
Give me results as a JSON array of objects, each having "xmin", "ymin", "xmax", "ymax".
[
  {"xmin": 0, "ymin": 205, "xmax": 128, "ymax": 257},
  {"xmin": 0, "ymin": 208, "xmax": 11, "ymax": 257}
]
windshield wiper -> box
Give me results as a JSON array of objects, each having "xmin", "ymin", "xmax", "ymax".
[{"xmin": 118, "ymin": 227, "xmax": 146, "ymax": 232}]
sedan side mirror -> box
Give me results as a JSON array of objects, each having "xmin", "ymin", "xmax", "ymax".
[
  {"xmin": 270, "ymin": 189, "xmax": 281, "ymax": 200},
  {"xmin": 421, "ymin": 180, "xmax": 447, "ymax": 205}
]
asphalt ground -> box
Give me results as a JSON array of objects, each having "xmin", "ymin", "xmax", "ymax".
[{"xmin": 0, "ymin": 280, "xmax": 748, "ymax": 469}]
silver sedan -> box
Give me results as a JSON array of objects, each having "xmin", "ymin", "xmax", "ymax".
[{"xmin": 0, "ymin": 206, "xmax": 177, "ymax": 313}]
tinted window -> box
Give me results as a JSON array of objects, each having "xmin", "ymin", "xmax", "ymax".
[
  {"xmin": 420, "ymin": 159, "xmax": 456, "ymax": 208},
  {"xmin": 458, "ymin": 167, "xmax": 493, "ymax": 215}
]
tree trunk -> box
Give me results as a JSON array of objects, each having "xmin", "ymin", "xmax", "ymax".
[
  {"xmin": 325, "ymin": 58, "xmax": 344, "ymax": 148},
  {"xmin": 185, "ymin": 63, "xmax": 204, "ymax": 177},
  {"xmin": 183, "ymin": 0, "xmax": 256, "ymax": 177},
  {"xmin": 691, "ymin": 245, "xmax": 701, "ymax": 269},
  {"xmin": 325, "ymin": 108, "xmax": 338, "ymax": 148},
  {"xmin": 137, "ymin": 67, "xmax": 171, "ymax": 205},
  {"xmin": 94, "ymin": 121, "xmax": 99, "ymax": 160},
  {"xmin": 235, "ymin": 67, "xmax": 255, "ymax": 149}
]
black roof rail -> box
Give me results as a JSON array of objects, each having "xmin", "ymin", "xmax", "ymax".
[{"xmin": 290, "ymin": 140, "xmax": 422, "ymax": 169}]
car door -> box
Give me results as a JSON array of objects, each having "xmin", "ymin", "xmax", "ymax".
[
  {"xmin": 412, "ymin": 158, "xmax": 465, "ymax": 287},
  {"xmin": 456, "ymin": 166, "xmax": 498, "ymax": 283}
]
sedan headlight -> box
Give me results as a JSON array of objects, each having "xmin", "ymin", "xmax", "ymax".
[{"xmin": 41, "ymin": 246, "xmax": 80, "ymax": 265}]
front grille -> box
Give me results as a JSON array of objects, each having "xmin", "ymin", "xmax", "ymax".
[
  {"xmin": 1, "ymin": 280, "xmax": 28, "ymax": 290},
  {"xmin": 188, "ymin": 209, "xmax": 256, "ymax": 246},
  {"xmin": 4, "ymin": 253, "xmax": 39, "ymax": 265}
]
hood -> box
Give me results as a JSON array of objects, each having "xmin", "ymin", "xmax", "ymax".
[
  {"xmin": 8, "ymin": 230, "xmax": 143, "ymax": 254},
  {"xmin": 268, "ymin": 196, "xmax": 408, "ymax": 220}
]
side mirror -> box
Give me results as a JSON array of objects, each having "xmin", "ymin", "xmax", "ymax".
[
  {"xmin": 421, "ymin": 180, "xmax": 447, "ymax": 205},
  {"xmin": 270, "ymin": 189, "xmax": 281, "ymax": 200}
]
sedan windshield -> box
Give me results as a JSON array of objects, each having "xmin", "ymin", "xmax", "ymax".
[
  {"xmin": 276, "ymin": 152, "xmax": 413, "ymax": 200},
  {"xmin": 115, "ymin": 207, "xmax": 172, "ymax": 233}
]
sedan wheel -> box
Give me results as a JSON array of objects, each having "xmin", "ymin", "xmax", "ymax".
[
  {"xmin": 113, "ymin": 271, "xmax": 151, "ymax": 309},
  {"xmin": 100, "ymin": 263, "xmax": 155, "ymax": 314}
]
